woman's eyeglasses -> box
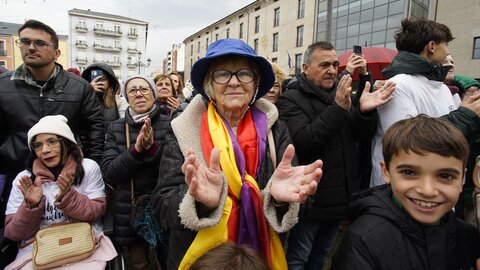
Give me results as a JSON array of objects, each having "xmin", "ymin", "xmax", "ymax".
[
  {"xmin": 212, "ymin": 69, "xmax": 255, "ymax": 85},
  {"xmin": 126, "ymin": 87, "xmax": 151, "ymax": 97},
  {"xmin": 31, "ymin": 138, "xmax": 62, "ymax": 151}
]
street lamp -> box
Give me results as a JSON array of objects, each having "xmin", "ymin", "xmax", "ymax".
[{"xmin": 127, "ymin": 51, "xmax": 151, "ymax": 74}]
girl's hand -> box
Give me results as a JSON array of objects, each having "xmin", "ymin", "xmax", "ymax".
[{"xmin": 18, "ymin": 175, "xmax": 43, "ymax": 208}]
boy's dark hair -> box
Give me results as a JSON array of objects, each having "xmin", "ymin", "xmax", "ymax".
[
  {"xmin": 18, "ymin": 19, "xmax": 59, "ymax": 49},
  {"xmin": 382, "ymin": 114, "xmax": 469, "ymax": 169},
  {"xmin": 304, "ymin": 41, "xmax": 335, "ymax": 65},
  {"xmin": 394, "ymin": 18, "xmax": 454, "ymax": 54},
  {"xmin": 189, "ymin": 242, "xmax": 269, "ymax": 270}
]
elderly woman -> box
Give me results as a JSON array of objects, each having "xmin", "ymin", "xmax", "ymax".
[
  {"xmin": 152, "ymin": 39, "xmax": 323, "ymax": 270},
  {"xmin": 4, "ymin": 115, "xmax": 117, "ymax": 269},
  {"xmin": 262, "ymin": 63, "xmax": 287, "ymax": 105},
  {"xmin": 101, "ymin": 75, "xmax": 170, "ymax": 269}
]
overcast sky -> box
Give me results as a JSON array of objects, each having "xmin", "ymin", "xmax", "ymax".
[{"xmin": 0, "ymin": 0, "xmax": 255, "ymax": 67}]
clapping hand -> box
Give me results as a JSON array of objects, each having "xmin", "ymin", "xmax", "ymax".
[
  {"xmin": 18, "ymin": 175, "xmax": 43, "ymax": 208},
  {"xmin": 56, "ymin": 173, "xmax": 74, "ymax": 202},
  {"xmin": 166, "ymin": 97, "xmax": 181, "ymax": 111},
  {"xmin": 270, "ymin": 144, "xmax": 323, "ymax": 203},
  {"xmin": 335, "ymin": 75, "xmax": 353, "ymax": 111},
  {"xmin": 135, "ymin": 118, "xmax": 154, "ymax": 153},
  {"xmin": 182, "ymin": 148, "xmax": 223, "ymax": 209},
  {"xmin": 359, "ymin": 81, "xmax": 396, "ymax": 113}
]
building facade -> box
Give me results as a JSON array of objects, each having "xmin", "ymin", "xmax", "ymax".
[
  {"xmin": 163, "ymin": 43, "xmax": 185, "ymax": 74},
  {"xmin": 435, "ymin": 0, "xmax": 480, "ymax": 79},
  {"xmin": 183, "ymin": 0, "xmax": 478, "ymax": 80},
  {"xmin": 68, "ymin": 8, "xmax": 148, "ymax": 79},
  {"xmin": 0, "ymin": 22, "xmax": 20, "ymax": 71},
  {"xmin": 183, "ymin": 0, "xmax": 316, "ymax": 80}
]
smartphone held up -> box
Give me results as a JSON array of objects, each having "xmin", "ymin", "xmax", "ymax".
[{"xmin": 353, "ymin": 45, "xmax": 362, "ymax": 55}]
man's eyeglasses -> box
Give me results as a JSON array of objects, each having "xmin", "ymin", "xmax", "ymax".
[
  {"xmin": 319, "ymin": 61, "xmax": 340, "ymax": 69},
  {"xmin": 31, "ymin": 138, "xmax": 62, "ymax": 151},
  {"xmin": 126, "ymin": 87, "xmax": 151, "ymax": 97},
  {"xmin": 212, "ymin": 69, "xmax": 256, "ymax": 85},
  {"xmin": 15, "ymin": 38, "xmax": 54, "ymax": 49}
]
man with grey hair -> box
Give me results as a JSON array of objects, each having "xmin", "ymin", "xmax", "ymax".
[{"xmin": 278, "ymin": 41, "xmax": 395, "ymax": 269}]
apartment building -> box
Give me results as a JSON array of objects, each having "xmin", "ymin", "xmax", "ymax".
[
  {"xmin": 183, "ymin": 0, "xmax": 315, "ymax": 80},
  {"xmin": 68, "ymin": 8, "xmax": 148, "ymax": 79},
  {"xmin": 0, "ymin": 22, "xmax": 21, "ymax": 71},
  {"xmin": 163, "ymin": 43, "xmax": 185, "ymax": 74}
]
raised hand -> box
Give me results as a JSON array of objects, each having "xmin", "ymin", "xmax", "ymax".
[
  {"xmin": 56, "ymin": 172, "xmax": 74, "ymax": 202},
  {"xmin": 335, "ymin": 74, "xmax": 353, "ymax": 111},
  {"xmin": 135, "ymin": 117, "xmax": 154, "ymax": 152},
  {"xmin": 166, "ymin": 96, "xmax": 181, "ymax": 111},
  {"xmin": 345, "ymin": 54, "xmax": 367, "ymax": 75},
  {"xmin": 182, "ymin": 148, "xmax": 223, "ymax": 209},
  {"xmin": 90, "ymin": 76, "xmax": 106, "ymax": 93},
  {"xmin": 18, "ymin": 175, "xmax": 43, "ymax": 208},
  {"xmin": 359, "ymin": 80, "xmax": 396, "ymax": 113},
  {"xmin": 269, "ymin": 144, "xmax": 323, "ymax": 203}
]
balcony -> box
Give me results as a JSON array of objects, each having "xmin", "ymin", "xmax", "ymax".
[
  {"xmin": 0, "ymin": 49, "xmax": 6, "ymax": 56},
  {"xmin": 105, "ymin": 59, "xmax": 121, "ymax": 67},
  {"xmin": 75, "ymin": 41, "xmax": 87, "ymax": 49},
  {"xmin": 127, "ymin": 33, "xmax": 138, "ymax": 39},
  {"xmin": 75, "ymin": 57, "xmax": 87, "ymax": 64},
  {"xmin": 93, "ymin": 28, "xmax": 122, "ymax": 37},
  {"xmin": 127, "ymin": 48, "xmax": 137, "ymax": 54},
  {"xmin": 127, "ymin": 63, "xmax": 136, "ymax": 69},
  {"xmin": 93, "ymin": 43, "xmax": 122, "ymax": 52},
  {"xmin": 75, "ymin": 25, "xmax": 88, "ymax": 32}
]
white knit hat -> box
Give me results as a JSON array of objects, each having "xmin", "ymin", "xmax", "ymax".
[
  {"xmin": 122, "ymin": 75, "xmax": 157, "ymax": 102},
  {"xmin": 27, "ymin": 115, "xmax": 77, "ymax": 150}
]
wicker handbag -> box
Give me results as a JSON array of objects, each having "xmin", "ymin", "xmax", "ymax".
[{"xmin": 32, "ymin": 222, "xmax": 95, "ymax": 270}]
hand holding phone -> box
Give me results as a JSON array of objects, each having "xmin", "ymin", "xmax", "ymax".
[
  {"xmin": 353, "ymin": 45, "xmax": 362, "ymax": 55},
  {"xmin": 90, "ymin": 70, "xmax": 104, "ymax": 81}
]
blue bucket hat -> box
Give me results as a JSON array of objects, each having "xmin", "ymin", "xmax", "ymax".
[{"xmin": 190, "ymin": 38, "xmax": 275, "ymax": 101}]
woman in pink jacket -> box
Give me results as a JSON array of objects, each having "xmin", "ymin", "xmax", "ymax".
[{"xmin": 4, "ymin": 115, "xmax": 117, "ymax": 270}]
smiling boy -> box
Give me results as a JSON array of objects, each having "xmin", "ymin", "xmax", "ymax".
[{"xmin": 332, "ymin": 115, "xmax": 480, "ymax": 270}]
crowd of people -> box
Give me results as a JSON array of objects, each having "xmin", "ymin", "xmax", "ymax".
[{"xmin": 0, "ymin": 16, "xmax": 479, "ymax": 270}]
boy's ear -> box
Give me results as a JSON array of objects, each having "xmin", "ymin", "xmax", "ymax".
[{"xmin": 381, "ymin": 161, "xmax": 391, "ymax": 184}]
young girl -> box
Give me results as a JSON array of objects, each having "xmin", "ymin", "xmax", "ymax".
[{"xmin": 4, "ymin": 115, "xmax": 117, "ymax": 270}]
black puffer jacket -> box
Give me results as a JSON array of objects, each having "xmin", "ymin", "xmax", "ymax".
[
  {"xmin": 0, "ymin": 65, "xmax": 104, "ymax": 179},
  {"xmin": 278, "ymin": 73, "xmax": 376, "ymax": 221},
  {"xmin": 101, "ymin": 105, "xmax": 170, "ymax": 247},
  {"xmin": 332, "ymin": 185, "xmax": 480, "ymax": 270}
]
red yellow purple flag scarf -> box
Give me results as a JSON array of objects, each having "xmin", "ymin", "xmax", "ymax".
[{"xmin": 179, "ymin": 102, "xmax": 287, "ymax": 269}]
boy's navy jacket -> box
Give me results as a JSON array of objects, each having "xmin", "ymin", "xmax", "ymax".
[{"xmin": 332, "ymin": 184, "xmax": 480, "ymax": 270}]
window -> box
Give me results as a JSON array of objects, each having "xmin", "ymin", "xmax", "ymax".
[
  {"xmin": 190, "ymin": 44, "xmax": 193, "ymax": 54},
  {"xmin": 226, "ymin": 28, "xmax": 230, "ymax": 38},
  {"xmin": 197, "ymin": 41, "xmax": 200, "ymax": 53},
  {"xmin": 474, "ymin": 37, "xmax": 480, "ymax": 59},
  {"xmin": 298, "ymin": 0, "xmax": 305, "ymax": 19},
  {"xmin": 114, "ymin": 55, "xmax": 120, "ymax": 63},
  {"xmin": 94, "ymin": 38, "xmax": 102, "ymax": 46},
  {"xmin": 254, "ymin": 38, "xmax": 259, "ymax": 54},
  {"xmin": 271, "ymin": 57, "xmax": 277, "ymax": 63},
  {"xmin": 239, "ymin": 23, "xmax": 244, "ymax": 39},
  {"xmin": 114, "ymin": 25, "xmax": 121, "ymax": 33},
  {"xmin": 206, "ymin": 38, "xmax": 209, "ymax": 49},
  {"xmin": 215, "ymin": 33, "xmax": 219, "ymax": 41},
  {"xmin": 296, "ymin": 25, "xmax": 304, "ymax": 47},
  {"xmin": 94, "ymin": 22, "xmax": 103, "ymax": 30},
  {"xmin": 0, "ymin": 60, "xmax": 5, "ymax": 67},
  {"xmin": 114, "ymin": 40, "xmax": 121, "ymax": 48},
  {"xmin": 128, "ymin": 41, "xmax": 136, "ymax": 50},
  {"xmin": 274, "ymin": 8, "xmax": 280, "ymax": 27},
  {"xmin": 255, "ymin": 16, "xmax": 260, "ymax": 34},
  {"xmin": 0, "ymin": 40, "xmax": 6, "ymax": 56},
  {"xmin": 129, "ymin": 27, "xmax": 137, "ymax": 35},
  {"xmin": 295, "ymin": 53, "xmax": 302, "ymax": 74},
  {"xmin": 273, "ymin": 33, "xmax": 279, "ymax": 52}
]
